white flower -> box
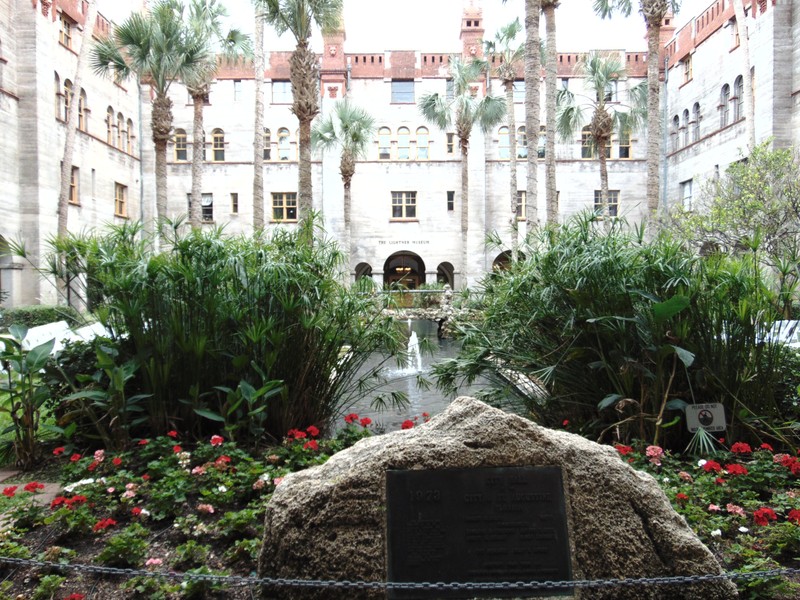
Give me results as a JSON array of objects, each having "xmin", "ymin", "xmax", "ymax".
[
  {"xmin": 259, "ymin": 473, "xmax": 271, "ymax": 482},
  {"xmin": 217, "ymin": 485, "xmax": 228, "ymax": 493},
  {"xmin": 64, "ymin": 478, "xmax": 95, "ymax": 493},
  {"xmin": 738, "ymin": 526, "xmax": 749, "ymax": 533},
  {"xmin": 662, "ymin": 477, "xmax": 669, "ymax": 483},
  {"xmin": 711, "ymin": 529, "xmax": 722, "ymax": 537},
  {"xmin": 697, "ymin": 459, "xmax": 707, "ymax": 467}
]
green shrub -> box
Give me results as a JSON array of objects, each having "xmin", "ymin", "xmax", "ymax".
[
  {"xmin": 97, "ymin": 523, "xmax": 149, "ymax": 567},
  {"xmin": 0, "ymin": 305, "xmax": 81, "ymax": 330}
]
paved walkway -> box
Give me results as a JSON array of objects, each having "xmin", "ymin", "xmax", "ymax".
[{"xmin": 0, "ymin": 468, "xmax": 61, "ymax": 507}]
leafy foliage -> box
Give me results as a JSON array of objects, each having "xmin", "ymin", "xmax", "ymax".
[{"xmin": 0, "ymin": 305, "xmax": 81, "ymax": 331}]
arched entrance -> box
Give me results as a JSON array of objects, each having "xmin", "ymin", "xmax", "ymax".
[
  {"xmin": 436, "ymin": 262, "xmax": 454, "ymax": 287},
  {"xmin": 354, "ymin": 262, "xmax": 373, "ymax": 281},
  {"xmin": 492, "ymin": 251, "xmax": 513, "ymax": 271},
  {"xmin": 0, "ymin": 236, "xmax": 12, "ymax": 306},
  {"xmin": 383, "ymin": 252, "xmax": 425, "ymax": 289}
]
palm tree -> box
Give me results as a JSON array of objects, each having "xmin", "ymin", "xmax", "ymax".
[
  {"xmin": 91, "ymin": 0, "xmax": 209, "ymax": 227},
  {"xmin": 542, "ymin": 0, "xmax": 559, "ymax": 225},
  {"xmin": 311, "ymin": 99, "xmax": 375, "ymax": 270},
  {"xmin": 419, "ymin": 56, "xmax": 506, "ymax": 283},
  {"xmin": 556, "ymin": 51, "xmax": 646, "ymax": 226},
  {"xmin": 257, "ymin": 0, "xmax": 344, "ymax": 225},
  {"xmin": 485, "ymin": 19, "xmax": 524, "ymax": 263},
  {"xmin": 732, "ymin": 0, "xmax": 755, "ymax": 149},
  {"xmin": 594, "ymin": 0, "xmax": 679, "ymax": 218},
  {"xmin": 524, "ymin": 0, "xmax": 541, "ymax": 228},
  {"xmin": 183, "ymin": 0, "xmax": 251, "ymax": 229},
  {"xmin": 252, "ymin": 4, "xmax": 266, "ymax": 230}
]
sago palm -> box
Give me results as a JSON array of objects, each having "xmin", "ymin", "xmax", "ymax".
[
  {"xmin": 556, "ymin": 51, "xmax": 646, "ymax": 225},
  {"xmin": 257, "ymin": 0, "xmax": 344, "ymax": 226},
  {"xmin": 91, "ymin": 0, "xmax": 209, "ymax": 228},
  {"xmin": 183, "ymin": 0, "xmax": 252, "ymax": 229},
  {"xmin": 419, "ymin": 56, "xmax": 505, "ymax": 284},
  {"xmin": 311, "ymin": 99, "xmax": 375, "ymax": 266}
]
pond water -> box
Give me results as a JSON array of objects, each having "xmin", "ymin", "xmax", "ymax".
[{"xmin": 348, "ymin": 319, "xmax": 496, "ymax": 432}]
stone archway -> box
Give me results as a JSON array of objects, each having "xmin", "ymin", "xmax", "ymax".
[
  {"xmin": 354, "ymin": 262, "xmax": 373, "ymax": 281},
  {"xmin": 383, "ymin": 251, "xmax": 425, "ymax": 289},
  {"xmin": 0, "ymin": 236, "xmax": 12, "ymax": 306},
  {"xmin": 436, "ymin": 262, "xmax": 455, "ymax": 287},
  {"xmin": 492, "ymin": 251, "xmax": 513, "ymax": 271}
]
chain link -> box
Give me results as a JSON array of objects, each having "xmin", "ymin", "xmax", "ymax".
[{"xmin": 0, "ymin": 556, "xmax": 798, "ymax": 591}]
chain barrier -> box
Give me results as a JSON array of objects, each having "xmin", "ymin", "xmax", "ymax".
[{"xmin": 1, "ymin": 555, "xmax": 799, "ymax": 591}]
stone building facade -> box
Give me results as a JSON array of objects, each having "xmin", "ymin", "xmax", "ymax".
[{"xmin": 0, "ymin": 0, "xmax": 795, "ymax": 306}]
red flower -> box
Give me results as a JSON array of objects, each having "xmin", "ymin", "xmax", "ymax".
[
  {"xmin": 67, "ymin": 495, "xmax": 87, "ymax": 507},
  {"xmin": 131, "ymin": 507, "xmax": 142, "ymax": 516},
  {"xmin": 70, "ymin": 453, "xmax": 81, "ymax": 462},
  {"xmin": 172, "ymin": 445, "xmax": 182, "ymax": 454},
  {"xmin": 344, "ymin": 413, "xmax": 359, "ymax": 424},
  {"xmin": 614, "ymin": 444, "xmax": 634, "ymax": 456},
  {"xmin": 138, "ymin": 439, "xmax": 149, "ymax": 446},
  {"xmin": 288, "ymin": 429, "xmax": 306, "ymax": 440},
  {"xmin": 718, "ymin": 438, "xmax": 725, "ymax": 444},
  {"xmin": 23, "ymin": 482, "xmax": 45, "ymax": 493},
  {"xmin": 731, "ymin": 442, "xmax": 752, "ymax": 454},
  {"xmin": 210, "ymin": 435, "xmax": 224, "ymax": 446},
  {"xmin": 715, "ymin": 477, "xmax": 726, "ymax": 485},
  {"xmin": 92, "ymin": 518, "xmax": 117, "ymax": 532},
  {"xmin": 214, "ymin": 455, "xmax": 231, "ymax": 468},
  {"xmin": 303, "ymin": 440, "xmax": 319, "ymax": 451},
  {"xmin": 787, "ymin": 509, "xmax": 800, "ymax": 525},
  {"xmin": 2, "ymin": 486, "xmax": 17, "ymax": 498},
  {"xmin": 112, "ymin": 457, "xmax": 122, "ymax": 467},
  {"xmin": 306, "ymin": 425, "xmax": 320, "ymax": 438},
  {"xmin": 759, "ymin": 443, "xmax": 774, "ymax": 452},
  {"xmin": 360, "ymin": 417, "xmax": 372, "ymax": 427},
  {"xmin": 724, "ymin": 463, "xmax": 748, "ymax": 476},
  {"xmin": 401, "ymin": 420, "xmax": 414, "ymax": 430},
  {"xmin": 50, "ymin": 496, "xmax": 67, "ymax": 510},
  {"xmin": 52, "ymin": 447, "xmax": 65, "ymax": 456},
  {"xmin": 753, "ymin": 507, "xmax": 777, "ymax": 526},
  {"xmin": 65, "ymin": 594, "xmax": 85, "ymax": 600},
  {"xmin": 141, "ymin": 474, "xmax": 151, "ymax": 481},
  {"xmin": 562, "ymin": 419, "xmax": 570, "ymax": 427},
  {"xmin": 87, "ymin": 461, "xmax": 98, "ymax": 472},
  {"xmin": 702, "ymin": 460, "xmax": 722, "ymax": 473},
  {"xmin": 167, "ymin": 430, "xmax": 178, "ymax": 438},
  {"xmin": 676, "ymin": 492, "xmax": 689, "ymax": 503}
]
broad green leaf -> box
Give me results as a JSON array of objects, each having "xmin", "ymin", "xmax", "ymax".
[
  {"xmin": 652, "ymin": 295, "xmax": 690, "ymax": 323},
  {"xmin": 25, "ymin": 338, "xmax": 55, "ymax": 371},
  {"xmin": 194, "ymin": 408, "xmax": 225, "ymax": 422},
  {"xmin": 598, "ymin": 393, "xmax": 623, "ymax": 410},
  {"xmin": 665, "ymin": 399, "xmax": 688, "ymax": 412},
  {"xmin": 671, "ymin": 345, "xmax": 695, "ymax": 368}
]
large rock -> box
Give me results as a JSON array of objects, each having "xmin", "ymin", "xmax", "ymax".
[{"xmin": 258, "ymin": 397, "xmax": 737, "ymax": 600}]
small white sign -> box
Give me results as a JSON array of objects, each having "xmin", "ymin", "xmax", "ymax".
[{"xmin": 686, "ymin": 403, "xmax": 726, "ymax": 433}]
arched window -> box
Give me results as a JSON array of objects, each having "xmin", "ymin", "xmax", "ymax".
[
  {"xmin": 671, "ymin": 115, "xmax": 680, "ymax": 152},
  {"xmin": 692, "ymin": 102, "xmax": 700, "ymax": 143},
  {"xmin": 117, "ymin": 113, "xmax": 124, "ymax": 148},
  {"xmin": 733, "ymin": 75, "xmax": 743, "ymax": 121},
  {"xmin": 517, "ymin": 126, "xmax": 527, "ymax": 159},
  {"xmin": 378, "ymin": 127, "xmax": 391, "ymax": 160},
  {"xmin": 682, "ymin": 108, "xmax": 690, "ymax": 147},
  {"xmin": 720, "ymin": 84, "xmax": 730, "ymax": 128},
  {"xmin": 63, "ymin": 79, "xmax": 73, "ymax": 121},
  {"xmin": 174, "ymin": 129, "xmax": 187, "ymax": 161},
  {"xmin": 537, "ymin": 125, "xmax": 546, "ymax": 158},
  {"xmin": 106, "ymin": 107, "xmax": 114, "ymax": 145},
  {"xmin": 416, "ymin": 127, "xmax": 429, "ymax": 160},
  {"xmin": 54, "ymin": 73, "xmax": 61, "ymax": 118},
  {"xmin": 498, "ymin": 126, "xmax": 510, "ymax": 159},
  {"xmin": 263, "ymin": 128, "xmax": 271, "ymax": 160},
  {"xmin": 212, "ymin": 129, "xmax": 225, "ymax": 161},
  {"xmin": 397, "ymin": 127, "xmax": 410, "ymax": 160},
  {"xmin": 78, "ymin": 89, "xmax": 87, "ymax": 131},
  {"xmin": 581, "ymin": 126, "xmax": 593, "ymax": 159},
  {"xmin": 126, "ymin": 119, "xmax": 134, "ymax": 154},
  {"xmin": 277, "ymin": 127, "xmax": 291, "ymax": 160}
]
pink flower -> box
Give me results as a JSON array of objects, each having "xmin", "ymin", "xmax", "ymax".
[
  {"xmin": 360, "ymin": 417, "xmax": 372, "ymax": 427},
  {"xmin": 191, "ymin": 466, "xmax": 206, "ymax": 476},
  {"xmin": 646, "ymin": 445, "xmax": 663, "ymax": 466},
  {"xmin": 726, "ymin": 503, "xmax": 746, "ymax": 517},
  {"xmin": 753, "ymin": 507, "xmax": 777, "ymax": 526},
  {"xmin": 106, "ymin": 487, "xmax": 115, "ymax": 494},
  {"xmin": 401, "ymin": 420, "xmax": 414, "ymax": 430},
  {"xmin": 52, "ymin": 447, "xmax": 65, "ymax": 456},
  {"xmin": 197, "ymin": 503, "xmax": 215, "ymax": 514},
  {"xmin": 210, "ymin": 435, "xmax": 224, "ymax": 446},
  {"xmin": 145, "ymin": 558, "xmax": 163, "ymax": 567},
  {"xmin": 273, "ymin": 477, "xmax": 284, "ymax": 486},
  {"xmin": 678, "ymin": 471, "xmax": 693, "ymax": 483},
  {"xmin": 94, "ymin": 449, "xmax": 105, "ymax": 462},
  {"xmin": 731, "ymin": 442, "xmax": 752, "ymax": 454},
  {"xmin": 708, "ymin": 504, "xmax": 721, "ymax": 512}
]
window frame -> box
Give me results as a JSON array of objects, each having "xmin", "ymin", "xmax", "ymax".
[
  {"xmin": 720, "ymin": 84, "xmax": 730, "ymax": 128},
  {"xmin": 733, "ymin": 75, "xmax": 744, "ymax": 121},
  {"xmin": 581, "ymin": 127, "xmax": 593, "ymax": 159},
  {"xmin": 272, "ymin": 192, "xmax": 298, "ymax": 222},
  {"xmin": 516, "ymin": 190, "xmax": 526, "ymax": 221},
  {"xmin": 397, "ymin": 126, "xmax": 411, "ymax": 160},
  {"xmin": 498, "ymin": 126, "xmax": 510, "ymax": 160},
  {"xmin": 391, "ymin": 191, "xmax": 417, "ymax": 220},
  {"xmin": 106, "ymin": 107, "xmax": 114, "ymax": 145},
  {"xmin": 201, "ymin": 193, "xmax": 214, "ymax": 222},
  {"xmin": 230, "ymin": 192, "xmax": 239, "ymax": 214},
  {"xmin": 69, "ymin": 166, "xmax": 79, "ymax": 205},
  {"xmin": 691, "ymin": 103, "xmax": 700, "ymax": 143},
  {"xmin": 63, "ymin": 79, "xmax": 73, "ymax": 121},
  {"xmin": 391, "ymin": 80, "xmax": 415, "ymax": 104},
  {"xmin": 212, "ymin": 129, "xmax": 225, "ymax": 162},
  {"xmin": 174, "ymin": 129, "xmax": 188, "ymax": 161},
  {"xmin": 517, "ymin": 126, "xmax": 528, "ymax": 159},
  {"xmin": 378, "ymin": 127, "xmax": 391, "ymax": 160},
  {"xmin": 263, "ymin": 128, "xmax": 271, "ymax": 160},
  {"xmin": 59, "ymin": 12, "xmax": 73, "ymax": 49},
  {"xmin": 272, "ymin": 80, "xmax": 293, "ymax": 104},
  {"xmin": 415, "ymin": 127, "xmax": 429, "ymax": 160},
  {"xmin": 78, "ymin": 89, "xmax": 87, "ymax": 131},
  {"xmin": 114, "ymin": 183, "xmax": 127, "ymax": 218},
  {"xmin": 593, "ymin": 189, "xmax": 620, "ymax": 218}
]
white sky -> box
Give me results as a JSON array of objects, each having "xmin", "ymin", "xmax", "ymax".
[{"xmin": 98, "ymin": 0, "xmax": 709, "ymax": 54}]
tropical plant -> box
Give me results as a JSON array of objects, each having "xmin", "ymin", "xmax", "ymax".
[
  {"xmin": 593, "ymin": 0, "xmax": 680, "ymax": 217},
  {"xmin": 542, "ymin": 0, "xmax": 559, "ymax": 225},
  {"xmin": 311, "ymin": 99, "xmax": 375, "ymax": 267},
  {"xmin": 419, "ymin": 56, "xmax": 506, "ymax": 283},
  {"xmin": 523, "ymin": 0, "xmax": 541, "ymax": 227},
  {"xmin": 485, "ymin": 18, "xmax": 525, "ymax": 263},
  {"xmin": 183, "ymin": 0, "xmax": 252, "ymax": 229},
  {"xmin": 556, "ymin": 51, "xmax": 646, "ymax": 225},
  {"xmin": 91, "ymin": 0, "xmax": 210, "ymax": 227},
  {"xmin": 252, "ymin": 3, "xmax": 266, "ymax": 229},
  {"xmin": 256, "ymin": 0, "xmax": 344, "ymax": 225}
]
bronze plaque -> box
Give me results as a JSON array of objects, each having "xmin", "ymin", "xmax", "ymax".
[{"xmin": 386, "ymin": 466, "xmax": 572, "ymax": 599}]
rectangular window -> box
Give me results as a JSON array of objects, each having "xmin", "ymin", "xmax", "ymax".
[
  {"xmin": 447, "ymin": 191, "xmax": 454, "ymax": 211},
  {"xmin": 446, "ymin": 133, "xmax": 455, "ymax": 155},
  {"xmin": 201, "ymin": 193, "xmax": 213, "ymax": 222},
  {"xmin": 391, "ymin": 80, "xmax": 415, "ymax": 104},
  {"xmin": 114, "ymin": 183, "xmax": 127, "ymax": 217},
  {"xmin": 213, "ymin": 134, "xmax": 225, "ymax": 162},
  {"xmin": 230, "ymin": 192, "xmax": 239, "ymax": 214},
  {"xmin": 593, "ymin": 190, "xmax": 619, "ymax": 218},
  {"xmin": 233, "ymin": 79, "xmax": 242, "ymax": 101},
  {"xmin": 516, "ymin": 190, "xmax": 526, "ymax": 220},
  {"xmin": 445, "ymin": 79, "xmax": 454, "ymax": 102},
  {"xmin": 680, "ymin": 179, "xmax": 693, "ymax": 210},
  {"xmin": 618, "ymin": 131, "xmax": 631, "ymax": 159},
  {"xmin": 175, "ymin": 134, "xmax": 187, "ymax": 161},
  {"xmin": 561, "ymin": 78, "xmax": 569, "ymax": 90},
  {"xmin": 391, "ymin": 191, "xmax": 417, "ymax": 219},
  {"xmin": 272, "ymin": 192, "xmax": 298, "ymax": 222},
  {"xmin": 682, "ymin": 55, "xmax": 692, "ymax": 84},
  {"xmin": 59, "ymin": 13, "xmax": 73, "ymax": 49},
  {"xmin": 513, "ymin": 80, "xmax": 525, "ymax": 103},
  {"xmin": 272, "ymin": 81, "xmax": 292, "ymax": 104},
  {"xmin": 69, "ymin": 166, "xmax": 79, "ymax": 205}
]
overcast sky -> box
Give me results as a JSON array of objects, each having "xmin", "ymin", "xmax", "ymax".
[{"xmin": 97, "ymin": 0, "xmax": 709, "ymax": 54}]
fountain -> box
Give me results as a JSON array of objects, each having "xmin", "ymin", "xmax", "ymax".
[{"xmin": 405, "ymin": 331, "xmax": 423, "ymax": 373}]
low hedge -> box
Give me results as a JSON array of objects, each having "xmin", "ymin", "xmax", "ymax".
[{"xmin": 0, "ymin": 305, "xmax": 82, "ymax": 331}]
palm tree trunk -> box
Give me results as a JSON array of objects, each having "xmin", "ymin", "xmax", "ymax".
[
  {"xmin": 190, "ymin": 92, "xmax": 205, "ymax": 228},
  {"xmin": 732, "ymin": 0, "xmax": 755, "ymax": 148},
  {"xmin": 599, "ymin": 136, "xmax": 611, "ymax": 231},
  {"xmin": 291, "ymin": 39, "xmax": 319, "ymax": 224},
  {"xmin": 58, "ymin": 0, "xmax": 97, "ymax": 241},
  {"xmin": 151, "ymin": 93, "xmax": 173, "ymax": 227},
  {"xmin": 505, "ymin": 81, "xmax": 518, "ymax": 263},
  {"xmin": 461, "ymin": 137, "xmax": 470, "ymax": 284},
  {"xmin": 524, "ymin": 0, "xmax": 541, "ymax": 229},
  {"xmin": 343, "ymin": 174, "xmax": 352, "ymax": 275},
  {"xmin": 253, "ymin": 9, "xmax": 265, "ymax": 230},
  {"xmin": 544, "ymin": 2, "xmax": 558, "ymax": 225},
  {"xmin": 645, "ymin": 24, "xmax": 661, "ymax": 217}
]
